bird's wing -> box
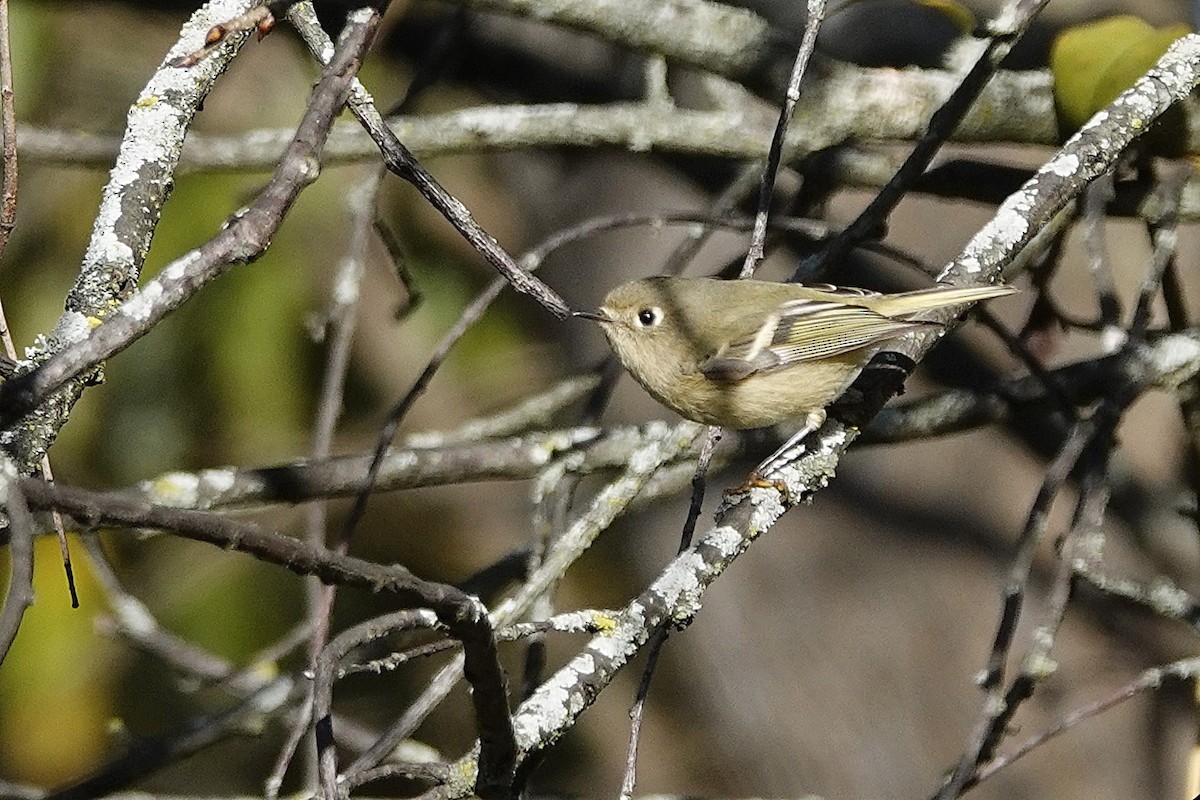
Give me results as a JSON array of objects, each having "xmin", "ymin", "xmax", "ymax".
[{"xmin": 700, "ymin": 298, "xmax": 933, "ymax": 381}]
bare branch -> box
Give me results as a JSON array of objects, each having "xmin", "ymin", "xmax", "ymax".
[
  {"xmin": 0, "ymin": 5, "xmax": 376, "ymax": 464},
  {"xmin": 0, "ymin": 0, "xmax": 259, "ymax": 471},
  {"xmin": 286, "ymin": 2, "xmax": 569, "ymax": 319},
  {"xmin": 0, "ymin": 456, "xmax": 33, "ymax": 665}
]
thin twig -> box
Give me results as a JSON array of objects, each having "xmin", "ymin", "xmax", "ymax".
[
  {"xmin": 167, "ymin": 3, "xmax": 276, "ymax": 67},
  {"xmin": 737, "ymin": 0, "xmax": 825, "ymax": 279},
  {"xmin": 0, "ymin": 4, "xmax": 378, "ymax": 435},
  {"xmin": 269, "ymin": 168, "xmax": 384, "ymax": 800},
  {"xmin": 618, "ymin": 632, "xmax": 666, "ymax": 800},
  {"xmin": 1131, "ymin": 162, "xmax": 1190, "ymax": 339},
  {"xmin": 0, "ymin": 458, "xmax": 33, "ymax": 665},
  {"xmin": 1075, "ymin": 562, "xmax": 1200, "ymax": 631},
  {"xmin": 83, "ymin": 535, "xmax": 243, "ymax": 687},
  {"xmin": 521, "ymin": 464, "xmax": 583, "ymax": 702},
  {"xmin": 975, "ymin": 454, "xmax": 1113, "ymax": 790},
  {"xmin": 936, "ymin": 365, "xmax": 1133, "ymax": 798},
  {"xmin": 312, "ymin": 610, "xmax": 448, "ymax": 800},
  {"xmin": 933, "ymin": 417, "xmax": 1096, "ymax": 799},
  {"xmin": 972, "ymin": 656, "xmax": 1200, "ymax": 786},
  {"xmin": 0, "ymin": 0, "xmax": 78, "ymax": 608},
  {"xmin": 285, "ymin": 2, "xmax": 569, "ymax": 319},
  {"xmin": 795, "ymin": 0, "xmax": 1050, "ymax": 280},
  {"xmin": 343, "ymin": 760, "xmax": 451, "ymax": 791},
  {"xmin": 0, "ymin": 0, "xmax": 16, "ymax": 260},
  {"xmin": 618, "ymin": 426, "xmax": 720, "ymax": 800},
  {"xmin": 1081, "ymin": 174, "xmax": 1122, "ymax": 336}
]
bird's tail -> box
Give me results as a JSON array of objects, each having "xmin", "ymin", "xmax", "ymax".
[{"xmin": 874, "ymin": 283, "xmax": 1016, "ymax": 318}]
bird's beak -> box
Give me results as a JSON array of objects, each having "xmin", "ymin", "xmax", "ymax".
[{"xmin": 572, "ymin": 309, "xmax": 612, "ymax": 324}]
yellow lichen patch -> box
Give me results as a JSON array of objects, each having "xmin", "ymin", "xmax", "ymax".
[{"xmin": 591, "ymin": 612, "xmax": 617, "ymax": 633}]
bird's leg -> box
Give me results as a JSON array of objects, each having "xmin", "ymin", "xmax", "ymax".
[{"xmin": 725, "ymin": 409, "xmax": 826, "ymax": 501}]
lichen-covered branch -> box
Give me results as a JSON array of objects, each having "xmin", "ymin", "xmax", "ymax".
[
  {"xmin": 0, "ymin": 0, "xmax": 257, "ymax": 470},
  {"xmin": 0, "ymin": 4, "xmax": 374, "ymax": 470}
]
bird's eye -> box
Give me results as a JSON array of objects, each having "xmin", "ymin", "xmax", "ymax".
[{"xmin": 636, "ymin": 307, "xmax": 662, "ymax": 327}]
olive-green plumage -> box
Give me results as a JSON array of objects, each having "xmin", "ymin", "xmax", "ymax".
[{"xmin": 578, "ymin": 276, "xmax": 1014, "ymax": 430}]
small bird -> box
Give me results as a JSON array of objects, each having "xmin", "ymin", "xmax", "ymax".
[{"xmin": 575, "ymin": 276, "xmax": 1014, "ymax": 480}]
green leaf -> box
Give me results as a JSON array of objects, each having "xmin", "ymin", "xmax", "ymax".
[{"xmin": 1050, "ymin": 15, "xmax": 1191, "ymax": 152}]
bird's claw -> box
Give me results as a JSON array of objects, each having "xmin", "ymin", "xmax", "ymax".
[{"xmin": 724, "ymin": 472, "xmax": 794, "ymax": 504}]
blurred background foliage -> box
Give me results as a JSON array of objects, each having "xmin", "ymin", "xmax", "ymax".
[
  {"xmin": 1, "ymin": 0, "xmax": 1199, "ymax": 798},
  {"xmin": 0, "ymin": 0, "xmax": 559, "ymax": 786}
]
